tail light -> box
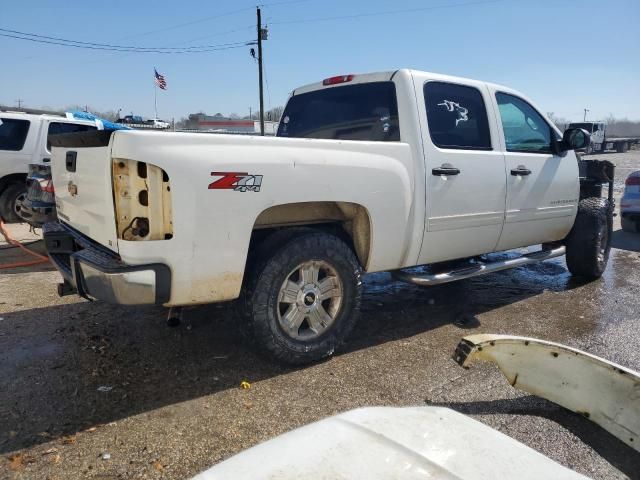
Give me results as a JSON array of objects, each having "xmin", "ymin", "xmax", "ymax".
[
  {"xmin": 625, "ymin": 175, "xmax": 640, "ymax": 186},
  {"xmin": 322, "ymin": 74, "xmax": 354, "ymax": 86},
  {"xmin": 38, "ymin": 178, "xmax": 55, "ymax": 194}
]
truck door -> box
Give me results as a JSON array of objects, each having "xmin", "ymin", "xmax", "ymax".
[
  {"xmin": 490, "ymin": 90, "xmax": 579, "ymax": 251},
  {"xmin": 416, "ymin": 79, "xmax": 507, "ymax": 264}
]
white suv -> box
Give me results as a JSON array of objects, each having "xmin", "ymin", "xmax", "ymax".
[{"xmin": 0, "ymin": 111, "xmax": 96, "ymax": 222}]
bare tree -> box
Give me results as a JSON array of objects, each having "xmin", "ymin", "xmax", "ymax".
[
  {"xmin": 266, "ymin": 106, "xmax": 284, "ymax": 122},
  {"xmin": 547, "ymin": 112, "xmax": 569, "ymax": 132}
]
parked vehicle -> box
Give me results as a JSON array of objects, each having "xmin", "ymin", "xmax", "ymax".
[
  {"xmin": 18, "ymin": 164, "xmax": 56, "ymax": 227},
  {"xmin": 146, "ymin": 118, "xmax": 170, "ymax": 129},
  {"xmin": 44, "ymin": 69, "xmax": 614, "ymax": 364},
  {"xmin": 0, "ymin": 111, "xmax": 96, "ymax": 222},
  {"xmin": 118, "ymin": 115, "xmax": 145, "ymax": 124},
  {"xmin": 566, "ymin": 121, "xmax": 640, "ymax": 154},
  {"xmin": 620, "ymin": 171, "xmax": 640, "ymax": 233}
]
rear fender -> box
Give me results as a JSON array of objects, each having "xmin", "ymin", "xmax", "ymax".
[{"xmin": 454, "ymin": 334, "xmax": 640, "ymax": 451}]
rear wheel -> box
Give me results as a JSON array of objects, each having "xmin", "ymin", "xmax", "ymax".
[
  {"xmin": 616, "ymin": 142, "xmax": 628, "ymax": 153},
  {"xmin": 240, "ymin": 229, "xmax": 362, "ymax": 365},
  {"xmin": 565, "ymin": 197, "xmax": 612, "ymax": 278},
  {"xmin": 0, "ymin": 183, "xmax": 27, "ymax": 223},
  {"xmin": 621, "ymin": 216, "xmax": 639, "ymax": 233}
]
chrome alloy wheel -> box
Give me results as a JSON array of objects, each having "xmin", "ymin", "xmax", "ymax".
[
  {"xmin": 14, "ymin": 191, "xmax": 27, "ymax": 216},
  {"xmin": 277, "ymin": 260, "xmax": 343, "ymax": 340}
]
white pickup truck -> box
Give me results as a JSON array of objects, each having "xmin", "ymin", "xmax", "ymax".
[{"xmin": 44, "ymin": 69, "xmax": 614, "ymax": 364}]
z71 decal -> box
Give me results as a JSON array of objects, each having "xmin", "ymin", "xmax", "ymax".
[{"xmin": 208, "ymin": 172, "xmax": 263, "ymax": 192}]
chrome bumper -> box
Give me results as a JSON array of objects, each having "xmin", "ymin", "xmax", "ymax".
[{"xmin": 43, "ymin": 222, "xmax": 170, "ymax": 305}]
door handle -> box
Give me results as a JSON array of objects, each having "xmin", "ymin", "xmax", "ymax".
[
  {"xmin": 432, "ymin": 165, "xmax": 460, "ymax": 176},
  {"xmin": 43, "ymin": 157, "xmax": 51, "ymax": 163},
  {"xmin": 510, "ymin": 166, "xmax": 531, "ymax": 176}
]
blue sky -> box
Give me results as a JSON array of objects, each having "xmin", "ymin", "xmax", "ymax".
[{"xmin": 1, "ymin": 0, "xmax": 639, "ymax": 122}]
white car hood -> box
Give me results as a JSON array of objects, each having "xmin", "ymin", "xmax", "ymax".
[{"xmin": 193, "ymin": 406, "xmax": 587, "ymax": 480}]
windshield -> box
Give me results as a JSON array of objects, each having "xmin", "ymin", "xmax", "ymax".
[{"xmin": 277, "ymin": 81, "xmax": 400, "ymax": 141}]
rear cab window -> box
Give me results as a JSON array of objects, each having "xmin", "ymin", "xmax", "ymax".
[
  {"xmin": 47, "ymin": 122, "xmax": 96, "ymax": 151},
  {"xmin": 423, "ymin": 82, "xmax": 492, "ymax": 150},
  {"xmin": 277, "ymin": 81, "xmax": 400, "ymax": 141},
  {"xmin": 0, "ymin": 118, "xmax": 31, "ymax": 151}
]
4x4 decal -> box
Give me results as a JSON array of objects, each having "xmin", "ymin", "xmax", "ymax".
[{"xmin": 208, "ymin": 172, "xmax": 263, "ymax": 192}]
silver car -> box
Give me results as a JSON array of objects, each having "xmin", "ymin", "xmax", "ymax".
[{"xmin": 621, "ymin": 170, "xmax": 640, "ymax": 232}]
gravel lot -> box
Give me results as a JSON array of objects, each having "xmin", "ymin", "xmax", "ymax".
[{"xmin": 1, "ymin": 150, "xmax": 639, "ymax": 479}]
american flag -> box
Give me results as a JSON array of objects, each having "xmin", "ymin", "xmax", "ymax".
[{"xmin": 154, "ymin": 68, "xmax": 167, "ymax": 90}]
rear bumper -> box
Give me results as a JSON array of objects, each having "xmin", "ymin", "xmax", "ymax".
[
  {"xmin": 43, "ymin": 222, "xmax": 171, "ymax": 305},
  {"xmin": 18, "ymin": 198, "xmax": 57, "ymax": 227}
]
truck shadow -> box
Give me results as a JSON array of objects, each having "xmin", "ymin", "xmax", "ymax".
[
  {"xmin": 0, "ymin": 257, "xmax": 592, "ymax": 455},
  {"xmin": 427, "ymin": 395, "xmax": 640, "ymax": 478}
]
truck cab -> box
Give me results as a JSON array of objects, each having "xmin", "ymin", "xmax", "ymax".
[{"xmin": 279, "ymin": 71, "xmax": 580, "ymax": 263}]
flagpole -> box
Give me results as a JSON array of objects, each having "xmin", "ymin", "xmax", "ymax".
[{"xmin": 154, "ymin": 82, "xmax": 158, "ymax": 120}]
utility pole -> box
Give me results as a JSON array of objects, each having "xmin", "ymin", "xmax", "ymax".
[
  {"xmin": 256, "ymin": 7, "xmax": 267, "ymax": 136},
  {"xmin": 15, "ymin": 99, "xmax": 24, "ymax": 109},
  {"xmin": 583, "ymin": 108, "xmax": 589, "ymax": 121}
]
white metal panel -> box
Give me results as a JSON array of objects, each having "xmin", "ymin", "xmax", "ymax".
[
  {"xmin": 51, "ymin": 143, "xmax": 119, "ymax": 252},
  {"xmin": 111, "ymin": 130, "xmax": 416, "ymax": 305},
  {"xmin": 193, "ymin": 406, "xmax": 588, "ymax": 480},
  {"xmin": 456, "ymin": 334, "xmax": 640, "ymax": 452}
]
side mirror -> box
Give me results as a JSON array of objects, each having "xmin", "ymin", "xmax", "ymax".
[{"xmin": 557, "ymin": 128, "xmax": 590, "ymax": 153}]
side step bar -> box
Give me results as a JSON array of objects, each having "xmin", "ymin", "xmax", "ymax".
[{"xmin": 392, "ymin": 246, "xmax": 566, "ymax": 286}]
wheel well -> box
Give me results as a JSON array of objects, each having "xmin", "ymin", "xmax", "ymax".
[
  {"xmin": 251, "ymin": 201, "xmax": 372, "ymax": 269},
  {"xmin": 0, "ymin": 174, "xmax": 27, "ymax": 195}
]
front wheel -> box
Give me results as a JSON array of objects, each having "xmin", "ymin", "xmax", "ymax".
[
  {"xmin": 240, "ymin": 230, "xmax": 362, "ymax": 365},
  {"xmin": 565, "ymin": 197, "xmax": 612, "ymax": 278}
]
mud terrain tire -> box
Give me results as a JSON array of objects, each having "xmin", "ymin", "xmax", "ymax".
[
  {"xmin": 240, "ymin": 229, "xmax": 362, "ymax": 365},
  {"xmin": 565, "ymin": 197, "xmax": 612, "ymax": 278}
]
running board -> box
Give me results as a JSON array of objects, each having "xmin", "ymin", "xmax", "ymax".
[{"xmin": 392, "ymin": 246, "xmax": 566, "ymax": 286}]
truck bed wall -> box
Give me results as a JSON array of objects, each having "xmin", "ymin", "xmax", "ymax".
[{"xmin": 109, "ymin": 131, "xmax": 418, "ymax": 305}]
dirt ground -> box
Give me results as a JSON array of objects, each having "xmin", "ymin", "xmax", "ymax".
[{"xmin": 1, "ymin": 151, "xmax": 639, "ymax": 480}]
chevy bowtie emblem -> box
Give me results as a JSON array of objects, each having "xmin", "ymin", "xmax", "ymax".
[{"xmin": 68, "ymin": 181, "xmax": 78, "ymax": 196}]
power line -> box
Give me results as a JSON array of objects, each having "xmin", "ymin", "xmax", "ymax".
[
  {"xmin": 0, "ymin": 28, "xmax": 253, "ymax": 53},
  {"xmin": 116, "ymin": 0, "xmax": 314, "ymax": 41},
  {"xmin": 271, "ymin": 0, "xmax": 506, "ymax": 25}
]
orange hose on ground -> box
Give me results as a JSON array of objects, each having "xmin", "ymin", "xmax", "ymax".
[{"xmin": 0, "ymin": 219, "xmax": 50, "ymax": 269}]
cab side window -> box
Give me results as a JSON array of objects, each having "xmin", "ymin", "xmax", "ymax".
[
  {"xmin": 424, "ymin": 82, "xmax": 492, "ymax": 150},
  {"xmin": 0, "ymin": 118, "xmax": 30, "ymax": 151},
  {"xmin": 47, "ymin": 122, "xmax": 96, "ymax": 151},
  {"xmin": 495, "ymin": 93, "xmax": 552, "ymax": 154}
]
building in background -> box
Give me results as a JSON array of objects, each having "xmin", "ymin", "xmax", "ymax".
[{"xmin": 184, "ymin": 112, "xmax": 278, "ymax": 135}]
